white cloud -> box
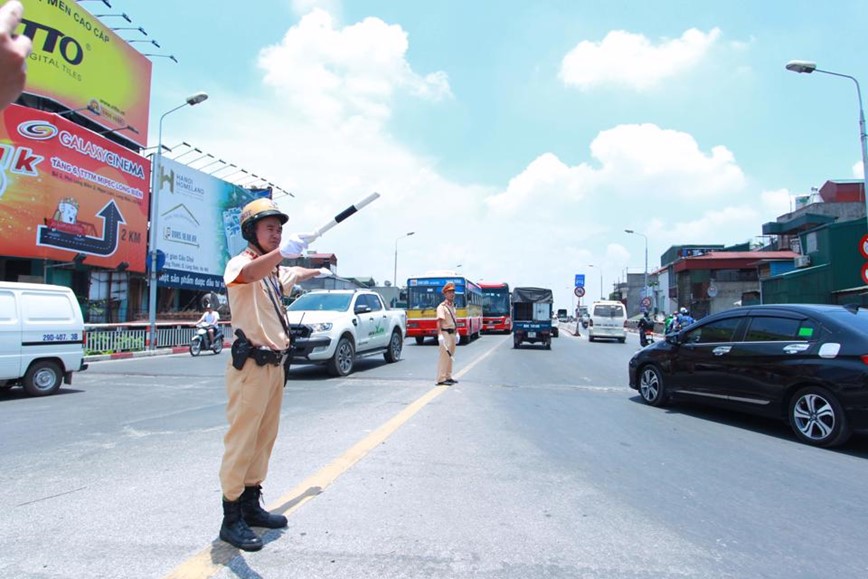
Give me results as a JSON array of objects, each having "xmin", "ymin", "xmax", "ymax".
[
  {"xmin": 559, "ymin": 28, "xmax": 721, "ymax": 91},
  {"xmin": 487, "ymin": 123, "xmax": 744, "ymax": 215},
  {"xmin": 760, "ymin": 188, "xmax": 793, "ymax": 216},
  {"xmin": 257, "ymin": 9, "xmax": 451, "ymax": 127}
]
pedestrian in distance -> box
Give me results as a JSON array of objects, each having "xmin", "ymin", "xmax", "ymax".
[
  {"xmin": 435, "ymin": 281, "xmax": 458, "ymax": 385},
  {"xmin": 0, "ymin": 0, "xmax": 31, "ymax": 110},
  {"xmin": 218, "ymin": 198, "xmax": 328, "ymax": 552}
]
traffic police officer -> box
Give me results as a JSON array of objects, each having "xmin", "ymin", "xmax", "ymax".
[
  {"xmin": 435, "ymin": 282, "xmax": 458, "ymax": 385},
  {"xmin": 218, "ymin": 198, "xmax": 323, "ymax": 551}
]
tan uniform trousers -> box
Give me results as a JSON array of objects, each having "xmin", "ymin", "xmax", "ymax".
[
  {"xmin": 219, "ymin": 359, "xmax": 285, "ymax": 501},
  {"xmin": 436, "ymin": 332, "xmax": 457, "ymax": 383}
]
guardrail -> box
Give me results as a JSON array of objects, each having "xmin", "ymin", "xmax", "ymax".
[{"xmin": 84, "ymin": 322, "xmax": 231, "ymax": 355}]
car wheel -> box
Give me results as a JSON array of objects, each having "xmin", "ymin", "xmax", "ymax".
[
  {"xmin": 327, "ymin": 336, "xmax": 355, "ymax": 377},
  {"xmin": 23, "ymin": 360, "xmax": 62, "ymax": 396},
  {"xmin": 589, "ymin": 336, "xmax": 595, "ymax": 342},
  {"xmin": 212, "ymin": 339, "xmax": 224, "ymax": 354},
  {"xmin": 513, "ymin": 336, "xmax": 521, "ymax": 349},
  {"xmin": 384, "ymin": 330, "xmax": 403, "ymax": 363},
  {"xmin": 638, "ymin": 364, "xmax": 667, "ymax": 407},
  {"xmin": 190, "ymin": 338, "xmax": 202, "ymax": 357},
  {"xmin": 415, "ymin": 337, "xmax": 425, "ymax": 345},
  {"xmin": 789, "ymin": 386, "xmax": 851, "ymax": 447}
]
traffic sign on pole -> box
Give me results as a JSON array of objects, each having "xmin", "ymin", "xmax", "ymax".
[
  {"xmin": 574, "ymin": 286, "xmax": 585, "ymax": 298},
  {"xmin": 575, "ymin": 274, "xmax": 585, "ymax": 287},
  {"xmin": 860, "ymin": 234, "xmax": 868, "ymax": 259}
]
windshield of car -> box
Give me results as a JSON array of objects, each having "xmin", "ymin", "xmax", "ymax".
[
  {"xmin": 287, "ymin": 293, "xmax": 352, "ymax": 312},
  {"xmin": 593, "ymin": 304, "xmax": 624, "ymax": 318}
]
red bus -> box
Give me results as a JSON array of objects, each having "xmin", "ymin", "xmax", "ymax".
[
  {"xmin": 406, "ymin": 273, "xmax": 483, "ymax": 345},
  {"xmin": 480, "ymin": 282, "xmax": 512, "ymax": 333}
]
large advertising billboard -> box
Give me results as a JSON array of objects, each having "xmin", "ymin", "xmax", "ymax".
[
  {"xmin": 154, "ymin": 157, "xmax": 270, "ymax": 291},
  {"xmin": 0, "ymin": 104, "xmax": 150, "ymax": 271},
  {"xmin": 18, "ymin": 0, "xmax": 152, "ymax": 148}
]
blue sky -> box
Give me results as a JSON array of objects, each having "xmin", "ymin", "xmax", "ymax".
[{"xmin": 111, "ymin": 0, "xmax": 867, "ymax": 310}]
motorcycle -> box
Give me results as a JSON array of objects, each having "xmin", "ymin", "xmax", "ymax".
[
  {"xmin": 641, "ymin": 329, "xmax": 655, "ymax": 347},
  {"xmin": 190, "ymin": 322, "xmax": 225, "ymax": 356}
]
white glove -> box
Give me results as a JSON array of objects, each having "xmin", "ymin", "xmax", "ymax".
[
  {"xmin": 279, "ymin": 231, "xmax": 314, "ymax": 257},
  {"xmin": 437, "ymin": 333, "xmax": 445, "ymax": 347},
  {"xmin": 315, "ymin": 267, "xmax": 332, "ymax": 278}
]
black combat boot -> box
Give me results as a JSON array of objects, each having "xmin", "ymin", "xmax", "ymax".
[
  {"xmin": 220, "ymin": 498, "xmax": 263, "ymax": 551},
  {"xmin": 239, "ymin": 485, "xmax": 288, "ymax": 529}
]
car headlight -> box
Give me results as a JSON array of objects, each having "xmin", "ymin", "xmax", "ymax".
[{"xmin": 308, "ymin": 322, "xmax": 333, "ymax": 332}]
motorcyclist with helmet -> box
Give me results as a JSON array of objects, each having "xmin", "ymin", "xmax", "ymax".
[
  {"xmin": 674, "ymin": 307, "xmax": 695, "ymax": 332},
  {"xmin": 637, "ymin": 310, "xmax": 654, "ymax": 347}
]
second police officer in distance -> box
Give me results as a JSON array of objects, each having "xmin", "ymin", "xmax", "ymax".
[
  {"xmin": 435, "ymin": 282, "xmax": 458, "ymax": 386},
  {"xmin": 217, "ymin": 198, "xmax": 327, "ymax": 551}
]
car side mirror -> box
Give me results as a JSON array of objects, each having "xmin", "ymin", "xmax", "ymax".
[
  {"xmin": 354, "ymin": 304, "xmax": 372, "ymax": 315},
  {"xmin": 665, "ymin": 333, "xmax": 680, "ymax": 345}
]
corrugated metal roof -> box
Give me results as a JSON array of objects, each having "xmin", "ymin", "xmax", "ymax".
[{"xmin": 691, "ymin": 251, "xmax": 798, "ymax": 260}]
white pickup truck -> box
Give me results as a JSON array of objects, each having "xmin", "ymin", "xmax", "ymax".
[{"xmin": 285, "ymin": 289, "xmax": 407, "ymax": 376}]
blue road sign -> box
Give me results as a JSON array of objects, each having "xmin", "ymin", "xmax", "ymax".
[{"xmin": 575, "ymin": 274, "xmax": 585, "ymax": 287}]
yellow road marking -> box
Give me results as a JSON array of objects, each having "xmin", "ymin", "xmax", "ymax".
[{"xmin": 165, "ymin": 335, "xmax": 507, "ymax": 578}]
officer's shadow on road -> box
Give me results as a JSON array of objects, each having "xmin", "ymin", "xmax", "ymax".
[{"xmin": 207, "ymin": 486, "xmax": 322, "ymax": 575}]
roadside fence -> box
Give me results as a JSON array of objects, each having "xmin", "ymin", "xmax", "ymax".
[{"xmin": 84, "ymin": 322, "xmax": 232, "ymax": 355}]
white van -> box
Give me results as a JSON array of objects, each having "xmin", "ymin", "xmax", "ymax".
[
  {"xmin": 0, "ymin": 282, "xmax": 87, "ymax": 396},
  {"xmin": 588, "ymin": 300, "xmax": 627, "ymax": 343}
]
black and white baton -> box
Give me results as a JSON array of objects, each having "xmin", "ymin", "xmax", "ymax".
[{"xmin": 306, "ymin": 192, "xmax": 381, "ymax": 242}]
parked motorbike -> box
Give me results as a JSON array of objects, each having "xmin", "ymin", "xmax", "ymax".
[{"xmin": 190, "ymin": 322, "xmax": 225, "ymax": 356}]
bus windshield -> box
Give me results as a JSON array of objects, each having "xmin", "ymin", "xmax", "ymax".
[
  {"xmin": 408, "ymin": 286, "xmax": 466, "ymax": 308},
  {"xmin": 482, "ymin": 288, "xmax": 510, "ymax": 316}
]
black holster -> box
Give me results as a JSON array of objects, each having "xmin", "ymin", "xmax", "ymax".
[
  {"xmin": 282, "ymin": 349, "xmax": 292, "ymax": 386},
  {"xmin": 231, "ymin": 329, "xmax": 252, "ymax": 370}
]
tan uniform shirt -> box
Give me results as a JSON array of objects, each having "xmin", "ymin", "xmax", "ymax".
[
  {"xmin": 224, "ymin": 248, "xmax": 301, "ymax": 350},
  {"xmin": 436, "ymin": 300, "xmax": 457, "ymax": 331}
]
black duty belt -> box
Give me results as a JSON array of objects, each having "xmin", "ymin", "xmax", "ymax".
[
  {"xmin": 250, "ymin": 348, "xmax": 289, "ymax": 366},
  {"xmin": 442, "ymin": 328, "xmax": 455, "ymax": 334}
]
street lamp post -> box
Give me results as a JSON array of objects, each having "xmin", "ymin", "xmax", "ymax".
[
  {"xmin": 393, "ymin": 231, "xmax": 415, "ymax": 287},
  {"xmin": 147, "ymin": 92, "xmax": 208, "ymax": 350},
  {"xmin": 625, "ymin": 229, "xmax": 649, "ymax": 307},
  {"xmin": 786, "ymin": 60, "xmax": 868, "ymax": 231}
]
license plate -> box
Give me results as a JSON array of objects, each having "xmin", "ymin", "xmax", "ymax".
[{"xmin": 528, "ymin": 331, "xmax": 536, "ymax": 338}]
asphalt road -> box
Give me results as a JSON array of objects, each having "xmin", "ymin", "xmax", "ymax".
[{"xmin": 2, "ymin": 326, "xmax": 868, "ymax": 578}]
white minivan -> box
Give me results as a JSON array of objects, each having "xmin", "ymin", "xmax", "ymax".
[
  {"xmin": 0, "ymin": 282, "xmax": 87, "ymax": 396},
  {"xmin": 588, "ymin": 300, "xmax": 627, "ymax": 343}
]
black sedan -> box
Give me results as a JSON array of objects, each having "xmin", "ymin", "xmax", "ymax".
[{"xmin": 628, "ymin": 304, "xmax": 868, "ymax": 447}]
